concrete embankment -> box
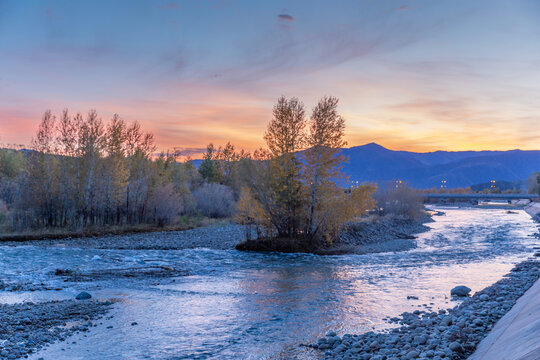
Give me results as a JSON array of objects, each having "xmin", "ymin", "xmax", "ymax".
[
  {"xmin": 468, "ymin": 201, "xmax": 540, "ymax": 360},
  {"xmin": 469, "ymin": 275, "xmax": 540, "ymax": 360},
  {"xmin": 524, "ymin": 201, "xmax": 540, "ymax": 222}
]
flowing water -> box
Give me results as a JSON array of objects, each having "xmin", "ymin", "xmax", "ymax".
[{"xmin": 0, "ymin": 206, "xmax": 538, "ymax": 359}]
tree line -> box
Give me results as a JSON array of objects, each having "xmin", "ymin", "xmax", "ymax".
[{"xmin": 0, "ymin": 97, "xmax": 422, "ymax": 244}]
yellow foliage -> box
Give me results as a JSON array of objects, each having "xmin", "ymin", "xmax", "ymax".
[
  {"xmin": 235, "ymin": 187, "xmax": 269, "ymax": 227},
  {"xmin": 309, "ymin": 183, "xmax": 377, "ymax": 244}
]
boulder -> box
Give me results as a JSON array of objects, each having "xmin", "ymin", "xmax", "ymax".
[
  {"xmin": 451, "ymin": 286, "xmax": 471, "ymax": 297},
  {"xmin": 75, "ymin": 291, "xmax": 92, "ymax": 300}
]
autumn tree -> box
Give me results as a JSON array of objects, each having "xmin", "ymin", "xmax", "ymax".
[
  {"xmin": 262, "ymin": 97, "xmax": 307, "ymax": 238},
  {"xmin": 241, "ymin": 96, "xmax": 377, "ymax": 247},
  {"xmin": 303, "ymin": 96, "xmax": 346, "ymax": 239}
]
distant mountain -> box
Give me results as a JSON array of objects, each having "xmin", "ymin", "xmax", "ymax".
[
  {"xmin": 342, "ymin": 143, "xmax": 540, "ymax": 189},
  {"xmin": 185, "ymin": 143, "xmax": 540, "ymax": 189}
]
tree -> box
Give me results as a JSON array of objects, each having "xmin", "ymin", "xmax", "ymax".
[
  {"xmin": 262, "ymin": 97, "xmax": 307, "ymax": 238},
  {"xmin": 242, "ymin": 96, "xmax": 377, "ymax": 246},
  {"xmin": 27, "ymin": 110, "xmax": 60, "ymax": 227},
  {"xmin": 198, "ymin": 143, "xmax": 219, "ymax": 183},
  {"xmin": 303, "ymin": 96, "xmax": 346, "ymax": 239}
]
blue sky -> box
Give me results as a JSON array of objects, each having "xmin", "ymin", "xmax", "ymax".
[{"xmin": 1, "ymin": 0, "xmax": 539, "ymax": 154}]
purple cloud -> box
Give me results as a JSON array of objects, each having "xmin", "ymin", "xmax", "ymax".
[{"xmin": 277, "ymin": 14, "xmax": 295, "ymax": 22}]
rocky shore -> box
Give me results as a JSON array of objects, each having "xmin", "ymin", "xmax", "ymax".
[
  {"xmin": 0, "ymin": 299, "xmax": 112, "ymax": 359},
  {"xmin": 237, "ymin": 215, "xmax": 431, "ymax": 255},
  {"xmin": 309, "ymin": 258, "xmax": 540, "ymax": 360},
  {"xmin": 330, "ymin": 215, "xmax": 432, "ymax": 255}
]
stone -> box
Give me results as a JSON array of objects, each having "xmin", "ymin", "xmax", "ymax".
[
  {"xmin": 440, "ymin": 316, "xmax": 452, "ymax": 326},
  {"xmin": 451, "ymin": 286, "xmax": 471, "ymax": 297},
  {"xmin": 412, "ymin": 335, "xmax": 427, "ymax": 345},
  {"xmin": 449, "ymin": 341, "xmax": 464, "ymax": 353},
  {"xmin": 75, "ymin": 292, "xmax": 92, "ymax": 300},
  {"xmin": 473, "ymin": 318, "xmax": 484, "ymax": 327},
  {"xmin": 318, "ymin": 343, "xmax": 330, "ymax": 350}
]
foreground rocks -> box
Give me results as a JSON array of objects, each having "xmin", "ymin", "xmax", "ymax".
[
  {"xmin": 309, "ymin": 259, "xmax": 540, "ymax": 359},
  {"xmin": 0, "ymin": 300, "xmax": 112, "ymax": 359}
]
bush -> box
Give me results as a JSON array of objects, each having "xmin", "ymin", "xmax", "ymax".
[
  {"xmin": 147, "ymin": 184, "xmax": 183, "ymax": 226},
  {"xmin": 193, "ymin": 183, "xmax": 235, "ymax": 218},
  {"xmin": 375, "ymin": 183, "xmax": 424, "ymax": 220},
  {"xmin": 527, "ymin": 172, "xmax": 540, "ymax": 195},
  {"xmin": 0, "ymin": 199, "xmax": 7, "ymax": 225}
]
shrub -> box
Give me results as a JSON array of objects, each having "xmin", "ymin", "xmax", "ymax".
[
  {"xmin": 147, "ymin": 184, "xmax": 183, "ymax": 226},
  {"xmin": 375, "ymin": 183, "xmax": 424, "ymax": 220},
  {"xmin": 527, "ymin": 172, "xmax": 540, "ymax": 195},
  {"xmin": 193, "ymin": 183, "xmax": 236, "ymax": 218},
  {"xmin": 0, "ymin": 199, "xmax": 7, "ymax": 225}
]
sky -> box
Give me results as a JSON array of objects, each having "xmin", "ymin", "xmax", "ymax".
[{"xmin": 1, "ymin": 0, "xmax": 540, "ymax": 155}]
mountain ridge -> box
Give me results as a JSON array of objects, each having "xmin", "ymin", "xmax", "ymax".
[{"xmin": 341, "ymin": 143, "xmax": 540, "ymax": 188}]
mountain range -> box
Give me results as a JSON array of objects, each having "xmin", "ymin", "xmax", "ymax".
[{"xmin": 341, "ymin": 143, "xmax": 540, "ymax": 189}]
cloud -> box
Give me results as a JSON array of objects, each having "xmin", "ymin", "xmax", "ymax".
[
  {"xmin": 171, "ymin": 147, "xmax": 207, "ymax": 157},
  {"xmin": 277, "ymin": 14, "xmax": 295, "ymax": 22},
  {"xmin": 396, "ymin": 5, "xmax": 409, "ymax": 11}
]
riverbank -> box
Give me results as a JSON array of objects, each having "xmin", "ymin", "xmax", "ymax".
[
  {"xmin": 0, "ymin": 222, "xmax": 247, "ymax": 250},
  {"xmin": 0, "ymin": 299, "xmax": 112, "ymax": 359},
  {"xmin": 310, "ymin": 258, "xmax": 540, "ymax": 359},
  {"xmin": 2, "ymin": 215, "xmax": 430, "ymax": 256},
  {"xmin": 0, "ymin": 217, "xmax": 220, "ymax": 243},
  {"xmin": 236, "ymin": 214, "xmax": 431, "ymax": 255}
]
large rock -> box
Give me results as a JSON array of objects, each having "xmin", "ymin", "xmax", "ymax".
[
  {"xmin": 75, "ymin": 291, "xmax": 92, "ymax": 300},
  {"xmin": 451, "ymin": 285, "xmax": 471, "ymax": 297}
]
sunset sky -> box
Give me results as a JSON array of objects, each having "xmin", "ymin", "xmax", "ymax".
[{"xmin": 1, "ymin": 0, "xmax": 539, "ymax": 155}]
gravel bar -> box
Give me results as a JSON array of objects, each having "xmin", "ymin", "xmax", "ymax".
[
  {"xmin": 1, "ymin": 223, "xmax": 249, "ymax": 250},
  {"xmin": 0, "ymin": 300, "xmax": 112, "ymax": 359}
]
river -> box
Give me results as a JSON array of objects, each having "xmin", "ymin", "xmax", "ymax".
[{"xmin": 0, "ymin": 206, "xmax": 538, "ymax": 359}]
